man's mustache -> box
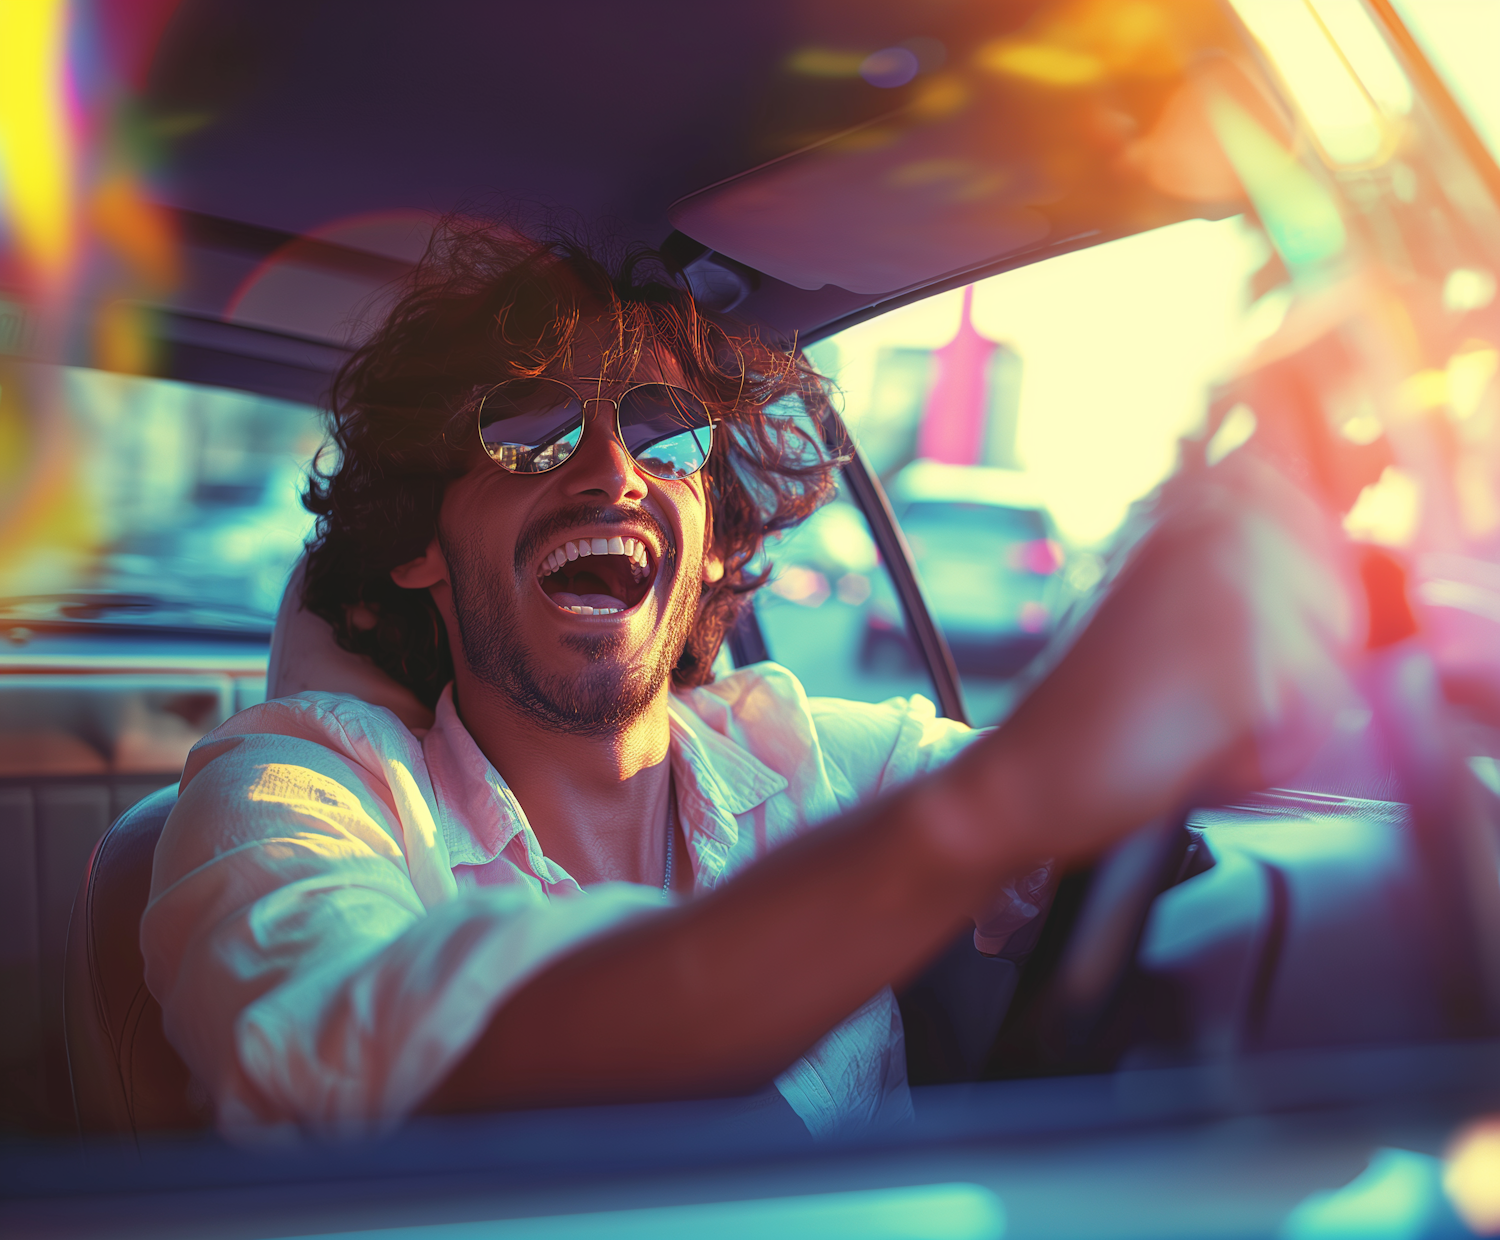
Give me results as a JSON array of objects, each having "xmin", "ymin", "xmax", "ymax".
[{"xmin": 513, "ymin": 505, "xmax": 676, "ymax": 576}]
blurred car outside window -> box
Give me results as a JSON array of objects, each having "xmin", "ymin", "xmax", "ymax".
[
  {"xmin": 754, "ymin": 474, "xmax": 941, "ymax": 712},
  {"xmin": 865, "ymin": 462, "xmax": 1063, "ymax": 693}
]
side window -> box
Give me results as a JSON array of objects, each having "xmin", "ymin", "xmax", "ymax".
[
  {"xmin": 1, "ymin": 362, "xmax": 321, "ymax": 620},
  {"xmin": 752, "ymin": 474, "xmax": 939, "ymax": 710},
  {"xmin": 805, "ymin": 218, "xmax": 1265, "ymax": 724}
]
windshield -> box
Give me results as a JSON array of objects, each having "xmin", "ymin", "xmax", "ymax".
[{"xmin": 0, "ymin": 360, "xmax": 322, "ymax": 635}]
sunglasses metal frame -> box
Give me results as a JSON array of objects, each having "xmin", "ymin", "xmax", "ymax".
[{"xmin": 476, "ymin": 376, "xmax": 717, "ymax": 480}]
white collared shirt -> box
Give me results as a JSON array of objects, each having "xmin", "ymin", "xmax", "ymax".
[{"xmin": 142, "ymin": 663, "xmax": 987, "ymax": 1140}]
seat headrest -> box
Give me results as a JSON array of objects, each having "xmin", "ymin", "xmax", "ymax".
[{"xmin": 267, "ymin": 556, "xmax": 436, "ymax": 731}]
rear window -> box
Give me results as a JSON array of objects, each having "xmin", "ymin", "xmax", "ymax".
[{"xmin": 0, "ymin": 360, "xmax": 322, "ymax": 634}]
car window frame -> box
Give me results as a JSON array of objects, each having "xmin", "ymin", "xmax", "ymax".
[{"xmin": 728, "ymin": 403, "xmax": 971, "ymax": 724}]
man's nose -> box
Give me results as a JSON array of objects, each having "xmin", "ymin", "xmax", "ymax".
[{"xmin": 561, "ymin": 401, "xmax": 649, "ymax": 503}]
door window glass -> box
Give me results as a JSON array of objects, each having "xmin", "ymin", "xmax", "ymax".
[
  {"xmin": 809, "ymin": 217, "xmax": 1266, "ymax": 724},
  {"xmin": 752, "ymin": 474, "xmax": 939, "ymax": 711}
]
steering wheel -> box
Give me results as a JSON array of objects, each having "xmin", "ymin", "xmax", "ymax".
[
  {"xmin": 980, "ymin": 544, "xmax": 1500, "ymax": 1082},
  {"xmin": 975, "ymin": 322, "xmax": 1500, "ymax": 1076},
  {"xmin": 981, "ymin": 813, "xmax": 1196, "ymax": 1078}
]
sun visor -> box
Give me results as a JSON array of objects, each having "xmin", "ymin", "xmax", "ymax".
[
  {"xmin": 669, "ymin": 116, "xmax": 1055, "ymax": 296},
  {"xmin": 670, "ymin": 1, "xmax": 1264, "ymax": 303}
]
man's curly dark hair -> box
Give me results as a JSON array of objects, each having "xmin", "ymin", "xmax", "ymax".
[{"xmin": 301, "ymin": 221, "xmax": 845, "ymax": 707}]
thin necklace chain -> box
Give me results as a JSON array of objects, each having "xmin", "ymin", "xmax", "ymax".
[{"xmin": 662, "ymin": 779, "xmax": 677, "ymax": 896}]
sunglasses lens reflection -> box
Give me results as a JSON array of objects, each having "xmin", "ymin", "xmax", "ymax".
[
  {"xmin": 619, "ymin": 384, "xmax": 714, "ymax": 480},
  {"xmin": 478, "ymin": 379, "xmax": 586, "ymax": 473},
  {"xmin": 478, "ymin": 380, "xmax": 714, "ymax": 479}
]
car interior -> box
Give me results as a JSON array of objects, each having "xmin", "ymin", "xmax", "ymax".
[{"xmin": 7, "ymin": 0, "xmax": 1500, "ymax": 1235}]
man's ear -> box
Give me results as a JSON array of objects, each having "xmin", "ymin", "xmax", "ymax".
[
  {"xmin": 702, "ymin": 547, "xmax": 725, "ymax": 584},
  {"xmin": 391, "ymin": 536, "xmax": 448, "ymax": 589}
]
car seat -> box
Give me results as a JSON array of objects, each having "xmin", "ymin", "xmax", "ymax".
[{"xmin": 63, "ymin": 782, "xmax": 209, "ymax": 1137}]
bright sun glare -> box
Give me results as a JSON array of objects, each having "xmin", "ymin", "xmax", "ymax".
[
  {"xmin": 825, "ymin": 217, "xmax": 1264, "ymax": 547},
  {"xmin": 1392, "ymin": 0, "xmax": 1500, "ymax": 170}
]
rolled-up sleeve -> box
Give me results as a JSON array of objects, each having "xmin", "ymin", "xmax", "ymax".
[{"xmin": 142, "ymin": 718, "xmax": 661, "ymax": 1139}]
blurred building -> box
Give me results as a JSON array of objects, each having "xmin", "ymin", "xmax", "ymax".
[{"xmin": 865, "ymin": 286, "xmax": 1022, "ymax": 479}]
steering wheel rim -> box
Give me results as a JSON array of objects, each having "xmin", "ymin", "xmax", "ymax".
[{"xmin": 982, "ymin": 815, "xmax": 1195, "ymax": 1079}]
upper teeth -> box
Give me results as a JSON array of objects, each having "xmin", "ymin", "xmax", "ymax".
[{"xmin": 539, "ymin": 536, "xmax": 651, "ymax": 578}]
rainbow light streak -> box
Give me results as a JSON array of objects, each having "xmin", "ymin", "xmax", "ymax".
[
  {"xmin": 88, "ymin": 172, "xmax": 181, "ymax": 373},
  {"xmin": 90, "ymin": 172, "xmax": 179, "ymax": 291},
  {"xmin": 0, "ymin": 0, "xmax": 77, "ymax": 289}
]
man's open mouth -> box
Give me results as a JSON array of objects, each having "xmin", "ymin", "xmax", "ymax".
[{"xmin": 536, "ymin": 536, "xmax": 655, "ymax": 615}]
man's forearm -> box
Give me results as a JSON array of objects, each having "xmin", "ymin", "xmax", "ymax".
[{"xmin": 421, "ymin": 733, "xmax": 1041, "ymax": 1113}]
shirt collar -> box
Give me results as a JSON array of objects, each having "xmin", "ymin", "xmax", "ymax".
[
  {"xmin": 423, "ymin": 683, "xmax": 789, "ymax": 876},
  {"xmin": 667, "ymin": 696, "xmax": 788, "ymax": 817},
  {"xmin": 667, "ymin": 695, "xmax": 788, "ymax": 885},
  {"xmin": 421, "ymin": 685, "xmax": 531, "ymax": 871}
]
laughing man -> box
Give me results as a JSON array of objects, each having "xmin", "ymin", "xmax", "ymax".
[{"xmin": 142, "ymin": 225, "xmax": 1356, "ymax": 1139}]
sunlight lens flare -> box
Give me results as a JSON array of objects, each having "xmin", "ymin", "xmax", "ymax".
[
  {"xmin": 1229, "ymin": 0, "xmax": 1391, "ymax": 167},
  {"xmin": 1344, "ymin": 466, "xmax": 1421, "ymax": 548},
  {"xmin": 974, "ymin": 0, "xmax": 1180, "ymax": 87},
  {"xmin": 0, "ymin": 0, "xmax": 76, "ymax": 287},
  {"xmin": 90, "ymin": 172, "xmax": 180, "ymax": 291},
  {"xmin": 1445, "ymin": 1116, "xmax": 1500, "ymax": 1235}
]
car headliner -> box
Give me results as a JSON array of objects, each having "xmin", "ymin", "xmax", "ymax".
[
  {"xmin": 150, "ymin": 0, "xmax": 857, "ymax": 237},
  {"xmin": 113, "ymin": 0, "xmax": 1238, "ymax": 356}
]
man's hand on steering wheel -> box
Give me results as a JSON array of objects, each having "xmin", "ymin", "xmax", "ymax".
[{"xmin": 953, "ymin": 452, "xmax": 1365, "ymax": 881}]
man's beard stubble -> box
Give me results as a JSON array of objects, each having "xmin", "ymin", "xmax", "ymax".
[{"xmin": 440, "ymin": 514, "xmax": 698, "ymax": 738}]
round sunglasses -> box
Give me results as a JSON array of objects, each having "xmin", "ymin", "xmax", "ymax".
[{"xmin": 477, "ymin": 377, "xmax": 716, "ymax": 481}]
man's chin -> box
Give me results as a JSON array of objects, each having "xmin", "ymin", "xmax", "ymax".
[
  {"xmin": 446, "ymin": 539, "xmax": 695, "ymax": 737},
  {"xmin": 557, "ymin": 625, "xmax": 632, "ymax": 657},
  {"xmin": 493, "ymin": 660, "xmax": 666, "ymax": 738},
  {"xmin": 472, "ymin": 610, "xmax": 685, "ymax": 736}
]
